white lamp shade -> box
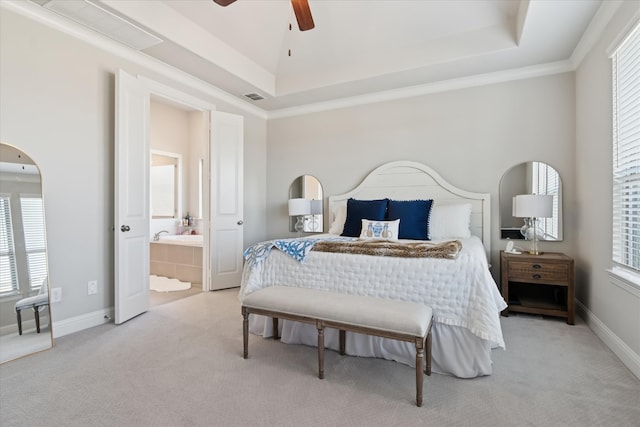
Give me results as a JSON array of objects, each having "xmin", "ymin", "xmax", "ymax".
[
  {"xmin": 310, "ymin": 199, "xmax": 322, "ymax": 215},
  {"xmin": 513, "ymin": 194, "xmax": 553, "ymax": 218},
  {"xmin": 288, "ymin": 198, "xmax": 311, "ymax": 216}
]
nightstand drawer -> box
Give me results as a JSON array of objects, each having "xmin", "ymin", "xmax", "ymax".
[{"xmin": 508, "ymin": 261, "xmax": 569, "ymax": 282}]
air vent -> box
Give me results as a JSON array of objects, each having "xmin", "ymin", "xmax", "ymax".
[
  {"xmin": 244, "ymin": 92, "xmax": 265, "ymax": 101},
  {"xmin": 38, "ymin": 0, "xmax": 163, "ymax": 50}
]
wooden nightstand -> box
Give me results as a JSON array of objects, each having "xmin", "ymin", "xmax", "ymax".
[{"xmin": 500, "ymin": 251, "xmax": 574, "ymax": 325}]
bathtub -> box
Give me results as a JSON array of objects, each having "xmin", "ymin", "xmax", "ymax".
[
  {"xmin": 150, "ymin": 235, "xmax": 203, "ymax": 284},
  {"xmin": 154, "ymin": 234, "xmax": 203, "ymax": 247}
]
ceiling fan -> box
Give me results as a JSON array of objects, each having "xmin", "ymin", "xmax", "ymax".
[{"xmin": 213, "ymin": 0, "xmax": 315, "ymax": 31}]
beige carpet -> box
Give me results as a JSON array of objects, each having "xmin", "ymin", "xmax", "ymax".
[
  {"xmin": 1, "ymin": 289, "xmax": 638, "ymax": 427},
  {"xmin": 150, "ymin": 285, "xmax": 202, "ymax": 308}
]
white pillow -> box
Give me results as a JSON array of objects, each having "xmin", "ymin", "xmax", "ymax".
[
  {"xmin": 359, "ymin": 219, "xmax": 400, "ymax": 240},
  {"xmin": 328, "ymin": 204, "xmax": 347, "ymax": 235},
  {"xmin": 429, "ymin": 203, "xmax": 472, "ymax": 239}
]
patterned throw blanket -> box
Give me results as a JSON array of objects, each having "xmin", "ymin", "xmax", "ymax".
[
  {"xmin": 312, "ymin": 239, "xmax": 462, "ymax": 259},
  {"xmin": 243, "ymin": 236, "xmax": 356, "ymax": 267}
]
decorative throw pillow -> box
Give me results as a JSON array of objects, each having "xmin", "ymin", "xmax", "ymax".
[
  {"xmin": 387, "ymin": 199, "xmax": 433, "ymax": 240},
  {"xmin": 359, "ymin": 219, "xmax": 400, "ymax": 240},
  {"xmin": 341, "ymin": 198, "xmax": 388, "ymax": 237},
  {"xmin": 328, "ymin": 204, "xmax": 347, "ymax": 235},
  {"xmin": 429, "ymin": 203, "xmax": 472, "ymax": 239}
]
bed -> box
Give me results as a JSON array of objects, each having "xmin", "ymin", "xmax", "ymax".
[{"xmin": 240, "ymin": 160, "xmax": 506, "ymax": 378}]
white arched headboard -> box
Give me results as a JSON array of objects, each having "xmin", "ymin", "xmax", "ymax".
[{"xmin": 328, "ymin": 161, "xmax": 491, "ymax": 257}]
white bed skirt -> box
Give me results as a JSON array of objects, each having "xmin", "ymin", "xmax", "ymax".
[{"xmin": 249, "ymin": 314, "xmax": 494, "ymax": 378}]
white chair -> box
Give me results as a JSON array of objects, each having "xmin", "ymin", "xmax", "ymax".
[{"xmin": 14, "ymin": 278, "xmax": 49, "ymax": 335}]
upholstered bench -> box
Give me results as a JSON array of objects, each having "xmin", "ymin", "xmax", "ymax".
[{"xmin": 241, "ymin": 286, "xmax": 433, "ymax": 407}]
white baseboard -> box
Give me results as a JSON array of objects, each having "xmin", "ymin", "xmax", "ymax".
[
  {"xmin": 52, "ymin": 307, "xmax": 114, "ymax": 339},
  {"xmin": 576, "ymin": 300, "xmax": 640, "ymax": 379}
]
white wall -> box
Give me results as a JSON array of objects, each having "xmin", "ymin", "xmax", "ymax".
[
  {"xmin": 0, "ymin": 8, "xmax": 267, "ymax": 329},
  {"xmin": 267, "ymin": 72, "xmax": 577, "ymax": 274},
  {"xmin": 575, "ymin": 1, "xmax": 640, "ymax": 376}
]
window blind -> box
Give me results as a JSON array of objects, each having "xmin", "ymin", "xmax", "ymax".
[
  {"xmin": 531, "ymin": 161, "xmax": 559, "ymax": 240},
  {"xmin": 0, "ymin": 195, "xmax": 19, "ymax": 295},
  {"xmin": 612, "ymin": 22, "xmax": 640, "ymax": 271},
  {"xmin": 20, "ymin": 196, "xmax": 47, "ymax": 291}
]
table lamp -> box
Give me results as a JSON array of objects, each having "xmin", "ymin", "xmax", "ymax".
[
  {"xmin": 512, "ymin": 194, "xmax": 553, "ymax": 255},
  {"xmin": 288, "ymin": 198, "xmax": 311, "ymax": 236}
]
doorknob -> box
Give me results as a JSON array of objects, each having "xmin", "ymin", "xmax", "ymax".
[
  {"xmin": 120, "ymin": 225, "xmax": 131, "ymax": 232},
  {"xmin": 237, "ymin": 220, "xmax": 244, "ymax": 225}
]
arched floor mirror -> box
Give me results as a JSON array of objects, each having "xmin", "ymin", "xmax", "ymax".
[
  {"xmin": 0, "ymin": 142, "xmax": 53, "ymax": 363},
  {"xmin": 289, "ymin": 175, "xmax": 323, "ymax": 233},
  {"xmin": 499, "ymin": 161, "xmax": 563, "ymax": 241}
]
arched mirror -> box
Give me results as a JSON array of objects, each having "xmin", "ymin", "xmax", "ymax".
[
  {"xmin": 289, "ymin": 175, "xmax": 324, "ymax": 233},
  {"xmin": 0, "ymin": 142, "xmax": 53, "ymax": 363},
  {"xmin": 499, "ymin": 161, "xmax": 563, "ymax": 241}
]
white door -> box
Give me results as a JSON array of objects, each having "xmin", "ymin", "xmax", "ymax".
[
  {"xmin": 115, "ymin": 69, "xmax": 150, "ymax": 324},
  {"xmin": 209, "ymin": 111, "xmax": 244, "ymax": 290}
]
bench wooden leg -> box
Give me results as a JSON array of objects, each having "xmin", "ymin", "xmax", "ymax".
[
  {"xmin": 242, "ymin": 308, "xmax": 249, "ymax": 359},
  {"xmin": 272, "ymin": 317, "xmax": 279, "ymax": 340},
  {"xmin": 415, "ymin": 337, "xmax": 424, "ymax": 407},
  {"xmin": 316, "ymin": 320, "xmax": 325, "ymax": 379},
  {"xmin": 339, "ymin": 330, "xmax": 346, "ymax": 355}
]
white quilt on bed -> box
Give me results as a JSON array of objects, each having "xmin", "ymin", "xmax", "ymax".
[{"xmin": 239, "ymin": 235, "xmax": 506, "ymax": 349}]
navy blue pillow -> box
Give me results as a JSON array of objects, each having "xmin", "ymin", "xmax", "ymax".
[
  {"xmin": 387, "ymin": 199, "xmax": 433, "ymax": 240},
  {"xmin": 341, "ymin": 198, "xmax": 388, "ymax": 237}
]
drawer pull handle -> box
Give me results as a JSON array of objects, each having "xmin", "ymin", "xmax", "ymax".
[
  {"xmin": 532, "ymin": 274, "xmax": 541, "ymax": 279},
  {"xmin": 532, "ymin": 264, "xmax": 542, "ymax": 269}
]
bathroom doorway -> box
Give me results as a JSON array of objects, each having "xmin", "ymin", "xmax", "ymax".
[
  {"xmin": 115, "ymin": 70, "xmax": 245, "ymax": 323},
  {"xmin": 148, "ymin": 97, "xmax": 207, "ymax": 307}
]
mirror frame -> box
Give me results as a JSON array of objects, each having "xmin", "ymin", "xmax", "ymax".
[
  {"xmin": 288, "ymin": 175, "xmax": 324, "ymax": 233},
  {"xmin": 499, "ymin": 161, "xmax": 563, "ymax": 241},
  {"xmin": 150, "ymin": 150, "xmax": 182, "ymax": 220},
  {"xmin": 0, "ymin": 142, "xmax": 53, "ymax": 363}
]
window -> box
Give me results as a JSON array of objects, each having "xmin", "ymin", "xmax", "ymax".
[
  {"xmin": 20, "ymin": 196, "xmax": 47, "ymax": 291},
  {"xmin": 0, "ymin": 195, "xmax": 19, "ymax": 295},
  {"xmin": 612, "ymin": 22, "xmax": 640, "ymax": 272}
]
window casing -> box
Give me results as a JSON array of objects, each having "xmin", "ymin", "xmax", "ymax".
[
  {"xmin": 531, "ymin": 161, "xmax": 560, "ymax": 240},
  {"xmin": 20, "ymin": 195, "xmax": 47, "ymax": 291},
  {"xmin": 0, "ymin": 193, "xmax": 47, "ymax": 297},
  {"xmin": 0, "ymin": 195, "xmax": 19, "ymax": 295},
  {"xmin": 612, "ymin": 22, "xmax": 640, "ymax": 273}
]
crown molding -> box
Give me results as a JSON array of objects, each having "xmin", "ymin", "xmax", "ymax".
[
  {"xmin": 267, "ymin": 60, "xmax": 574, "ymax": 120},
  {"xmin": 571, "ymin": 0, "xmax": 624, "ymax": 68},
  {"xmin": 1, "ymin": 0, "xmax": 267, "ymax": 120}
]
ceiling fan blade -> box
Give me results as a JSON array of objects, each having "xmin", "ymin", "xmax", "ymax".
[
  {"xmin": 291, "ymin": 0, "xmax": 315, "ymax": 31},
  {"xmin": 213, "ymin": 0, "xmax": 236, "ymax": 6}
]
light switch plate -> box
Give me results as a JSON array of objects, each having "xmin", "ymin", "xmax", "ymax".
[{"xmin": 51, "ymin": 287, "xmax": 62, "ymax": 303}]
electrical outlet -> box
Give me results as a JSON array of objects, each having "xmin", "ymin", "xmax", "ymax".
[
  {"xmin": 88, "ymin": 280, "xmax": 98, "ymax": 295},
  {"xmin": 51, "ymin": 287, "xmax": 62, "ymax": 303}
]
